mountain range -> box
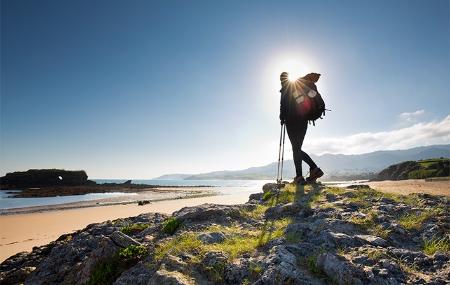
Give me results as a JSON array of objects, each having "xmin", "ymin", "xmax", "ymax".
[{"xmin": 154, "ymin": 144, "xmax": 450, "ymax": 181}]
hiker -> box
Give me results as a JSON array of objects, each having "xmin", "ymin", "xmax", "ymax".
[{"xmin": 279, "ymin": 72, "xmax": 324, "ymax": 184}]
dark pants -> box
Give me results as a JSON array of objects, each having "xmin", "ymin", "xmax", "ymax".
[{"xmin": 286, "ymin": 120, "xmax": 317, "ymax": 177}]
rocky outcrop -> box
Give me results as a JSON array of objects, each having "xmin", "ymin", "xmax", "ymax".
[
  {"xmin": 1, "ymin": 184, "xmax": 449, "ymax": 284},
  {"xmin": 376, "ymin": 158, "xmax": 450, "ymax": 180},
  {"xmin": 0, "ymin": 169, "xmax": 90, "ymax": 188}
]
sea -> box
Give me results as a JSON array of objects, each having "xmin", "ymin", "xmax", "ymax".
[
  {"xmin": 0, "ymin": 179, "xmax": 272, "ymax": 210},
  {"xmin": 0, "ymin": 179, "xmax": 367, "ymax": 210}
]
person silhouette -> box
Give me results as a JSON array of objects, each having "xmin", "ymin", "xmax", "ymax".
[{"xmin": 279, "ymin": 72, "xmax": 324, "ymax": 184}]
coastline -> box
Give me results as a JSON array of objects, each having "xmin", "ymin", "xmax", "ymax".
[
  {"xmin": 0, "ymin": 191, "xmax": 251, "ymax": 262},
  {"xmin": 1, "ymin": 179, "xmax": 448, "ymax": 263},
  {"xmin": 0, "ymin": 187, "xmax": 217, "ymax": 216}
]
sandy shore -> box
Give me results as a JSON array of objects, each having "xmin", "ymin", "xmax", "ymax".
[
  {"xmin": 1, "ymin": 179, "xmax": 448, "ymax": 263},
  {"xmin": 367, "ymin": 179, "xmax": 450, "ymax": 196},
  {"xmin": 0, "ymin": 192, "xmax": 250, "ymax": 262}
]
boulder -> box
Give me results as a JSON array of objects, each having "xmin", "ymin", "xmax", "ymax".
[
  {"xmin": 317, "ymin": 253, "xmax": 366, "ymax": 285},
  {"xmin": 173, "ymin": 204, "xmax": 242, "ymax": 224}
]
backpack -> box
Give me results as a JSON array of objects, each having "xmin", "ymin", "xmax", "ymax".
[{"xmin": 292, "ymin": 79, "xmax": 326, "ymax": 125}]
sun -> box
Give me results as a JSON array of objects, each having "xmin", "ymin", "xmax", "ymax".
[{"xmin": 272, "ymin": 54, "xmax": 310, "ymax": 82}]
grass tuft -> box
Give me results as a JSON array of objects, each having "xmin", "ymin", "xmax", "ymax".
[
  {"xmin": 423, "ymin": 236, "xmax": 450, "ymax": 255},
  {"xmin": 162, "ymin": 217, "xmax": 182, "ymax": 235},
  {"xmin": 398, "ymin": 209, "xmax": 439, "ymax": 230}
]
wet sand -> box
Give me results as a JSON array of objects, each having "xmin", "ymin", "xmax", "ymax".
[
  {"xmin": 0, "ymin": 192, "xmax": 250, "ymax": 262},
  {"xmin": 367, "ymin": 179, "xmax": 450, "ymax": 196}
]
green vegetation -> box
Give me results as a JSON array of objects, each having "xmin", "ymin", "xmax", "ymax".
[
  {"xmin": 118, "ymin": 245, "xmax": 148, "ymax": 261},
  {"xmin": 397, "ymin": 209, "xmax": 441, "ymax": 230},
  {"xmin": 262, "ymin": 191, "xmax": 274, "ymax": 201},
  {"xmin": 410, "ymin": 158, "xmax": 450, "ymax": 179},
  {"xmin": 155, "ymin": 218, "xmax": 292, "ymax": 262},
  {"xmin": 423, "ymin": 236, "xmax": 450, "ymax": 255},
  {"xmin": 120, "ymin": 223, "xmax": 149, "ymax": 235},
  {"xmin": 162, "ymin": 217, "xmax": 182, "ymax": 235},
  {"xmin": 87, "ymin": 245, "xmax": 148, "ymax": 285}
]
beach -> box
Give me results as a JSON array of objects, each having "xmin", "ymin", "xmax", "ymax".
[
  {"xmin": 1, "ymin": 179, "xmax": 448, "ymax": 263},
  {"xmin": 0, "ymin": 192, "xmax": 251, "ymax": 262},
  {"xmin": 367, "ymin": 179, "xmax": 450, "ymax": 196}
]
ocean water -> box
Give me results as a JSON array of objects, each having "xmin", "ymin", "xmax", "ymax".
[
  {"xmin": 0, "ymin": 179, "xmax": 272, "ymax": 210},
  {"xmin": 0, "ymin": 191, "xmax": 137, "ymax": 210}
]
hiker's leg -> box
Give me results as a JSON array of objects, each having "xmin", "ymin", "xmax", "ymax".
[
  {"xmin": 286, "ymin": 123, "xmax": 303, "ymax": 177},
  {"xmin": 297, "ymin": 120, "xmax": 318, "ymax": 170},
  {"xmin": 300, "ymin": 150, "xmax": 317, "ymax": 170}
]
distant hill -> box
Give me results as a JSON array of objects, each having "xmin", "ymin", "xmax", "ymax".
[
  {"xmin": 153, "ymin": 174, "xmax": 192, "ymax": 180},
  {"xmin": 376, "ymin": 158, "xmax": 450, "ymax": 180},
  {"xmin": 154, "ymin": 145, "xmax": 450, "ymax": 181}
]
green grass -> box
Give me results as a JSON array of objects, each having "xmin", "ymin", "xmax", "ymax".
[
  {"xmin": 423, "ymin": 237, "xmax": 450, "ymax": 255},
  {"xmin": 154, "ymin": 233, "xmax": 203, "ymax": 261},
  {"xmin": 162, "ymin": 217, "xmax": 182, "ymax": 235},
  {"xmin": 120, "ymin": 223, "xmax": 149, "ymax": 235},
  {"xmin": 350, "ymin": 210, "xmax": 377, "ymax": 229},
  {"xmin": 262, "ymin": 191, "xmax": 274, "ymax": 201},
  {"xmin": 240, "ymin": 204, "xmax": 269, "ymax": 220},
  {"xmin": 118, "ymin": 245, "xmax": 148, "ymax": 260},
  {"xmin": 397, "ymin": 209, "xmax": 441, "ymax": 230},
  {"xmin": 154, "ymin": 218, "xmax": 292, "ymax": 262}
]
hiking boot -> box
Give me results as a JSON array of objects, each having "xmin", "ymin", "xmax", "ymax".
[
  {"xmin": 293, "ymin": 176, "xmax": 307, "ymax": 185},
  {"xmin": 306, "ymin": 167, "xmax": 324, "ymax": 183}
]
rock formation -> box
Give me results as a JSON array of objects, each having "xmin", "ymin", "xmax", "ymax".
[{"xmin": 1, "ymin": 183, "xmax": 449, "ymax": 284}]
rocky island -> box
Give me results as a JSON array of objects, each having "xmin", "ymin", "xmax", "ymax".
[
  {"xmin": 1, "ymin": 183, "xmax": 448, "ymax": 284},
  {"xmin": 0, "ymin": 169, "xmax": 211, "ymax": 198}
]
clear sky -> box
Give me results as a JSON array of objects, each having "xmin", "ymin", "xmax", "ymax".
[{"xmin": 1, "ymin": 0, "xmax": 449, "ymax": 178}]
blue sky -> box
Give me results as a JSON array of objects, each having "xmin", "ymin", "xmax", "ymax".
[{"xmin": 1, "ymin": 0, "xmax": 449, "ymax": 178}]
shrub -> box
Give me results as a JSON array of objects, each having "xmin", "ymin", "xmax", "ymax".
[{"xmin": 162, "ymin": 217, "xmax": 182, "ymax": 235}]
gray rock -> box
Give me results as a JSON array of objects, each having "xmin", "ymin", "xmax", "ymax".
[
  {"xmin": 202, "ymin": 251, "xmax": 228, "ymax": 267},
  {"xmin": 324, "ymin": 232, "xmax": 360, "ymax": 247},
  {"xmin": 110, "ymin": 231, "xmax": 142, "ymax": 248},
  {"xmin": 148, "ymin": 268, "xmax": 194, "ymax": 285},
  {"xmin": 113, "ymin": 262, "xmax": 153, "ymax": 285},
  {"xmin": 173, "ymin": 204, "xmax": 242, "ymax": 224},
  {"xmin": 78, "ymin": 236, "xmax": 120, "ymax": 284},
  {"xmin": 265, "ymin": 202, "xmax": 301, "ymax": 219},
  {"xmin": 257, "ymin": 246, "xmax": 324, "ymax": 285},
  {"xmin": 355, "ymin": 235, "xmax": 387, "ymax": 247},
  {"xmin": 248, "ymin": 192, "xmax": 263, "ymax": 202},
  {"xmin": 198, "ymin": 232, "xmax": 226, "ymax": 244},
  {"xmin": 317, "ymin": 253, "xmax": 365, "ymax": 285}
]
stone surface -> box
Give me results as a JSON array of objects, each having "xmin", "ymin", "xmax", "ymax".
[
  {"xmin": 110, "ymin": 231, "xmax": 142, "ymax": 248},
  {"xmin": 148, "ymin": 268, "xmax": 194, "ymax": 285}
]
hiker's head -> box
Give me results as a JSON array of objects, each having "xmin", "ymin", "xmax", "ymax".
[
  {"xmin": 302, "ymin": 73, "xmax": 321, "ymax": 83},
  {"xmin": 280, "ymin": 72, "xmax": 289, "ymax": 86}
]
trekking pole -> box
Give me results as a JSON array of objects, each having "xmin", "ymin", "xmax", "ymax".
[
  {"xmin": 276, "ymin": 124, "xmax": 284, "ymax": 183},
  {"xmin": 280, "ymin": 124, "xmax": 286, "ymax": 182}
]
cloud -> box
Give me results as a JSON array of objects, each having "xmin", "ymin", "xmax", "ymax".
[
  {"xmin": 398, "ymin": 109, "xmax": 425, "ymax": 124},
  {"xmin": 305, "ymin": 115, "xmax": 450, "ymax": 155}
]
